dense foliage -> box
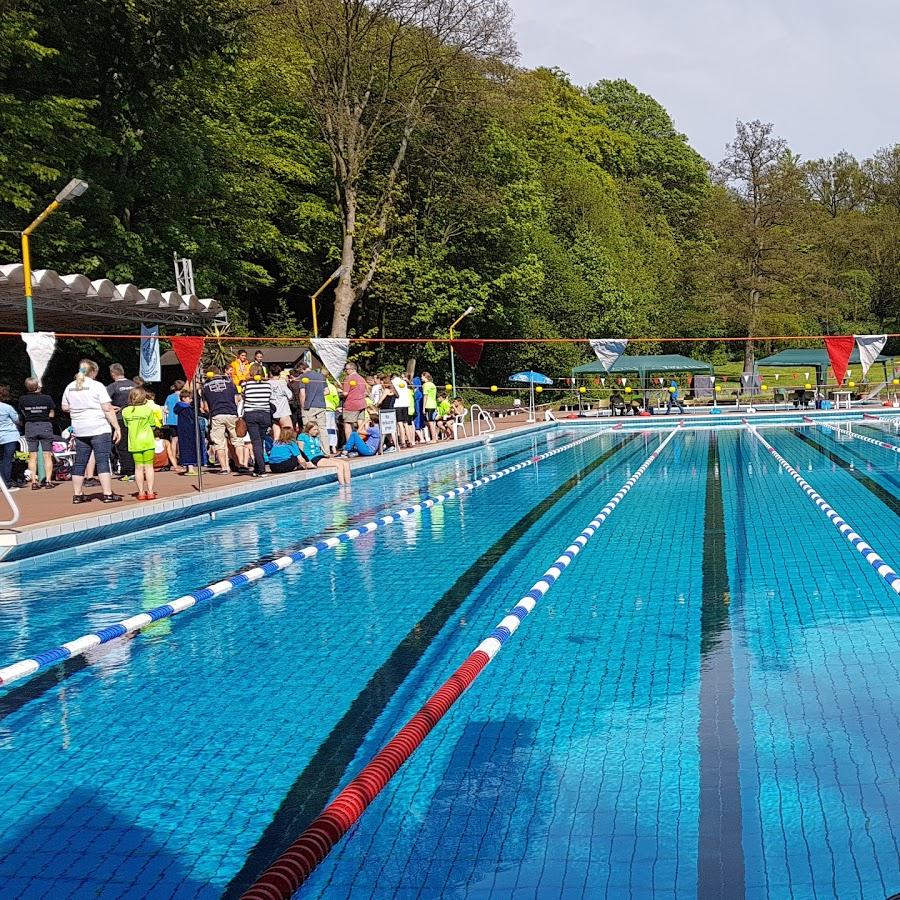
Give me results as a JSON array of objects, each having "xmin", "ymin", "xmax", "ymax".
[{"xmin": 2, "ymin": 0, "xmax": 898, "ymax": 382}]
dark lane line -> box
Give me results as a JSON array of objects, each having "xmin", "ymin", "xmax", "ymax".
[
  {"xmin": 224, "ymin": 434, "xmax": 640, "ymax": 897},
  {"xmin": 697, "ymin": 432, "xmax": 745, "ymax": 898},
  {"xmin": 791, "ymin": 430, "xmax": 900, "ymax": 518}
]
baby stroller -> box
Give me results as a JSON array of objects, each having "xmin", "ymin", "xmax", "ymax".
[{"xmin": 51, "ymin": 433, "xmax": 76, "ymax": 481}]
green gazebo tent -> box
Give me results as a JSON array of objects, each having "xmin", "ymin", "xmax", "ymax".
[
  {"xmin": 755, "ymin": 348, "xmax": 893, "ymax": 388},
  {"xmin": 572, "ymin": 354, "xmax": 713, "ymax": 407}
]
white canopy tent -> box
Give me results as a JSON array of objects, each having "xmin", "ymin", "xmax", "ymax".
[{"xmin": 0, "ymin": 264, "xmax": 226, "ymax": 331}]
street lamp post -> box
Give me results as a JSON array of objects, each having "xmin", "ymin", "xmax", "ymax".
[
  {"xmin": 20, "ymin": 178, "xmax": 88, "ymax": 485},
  {"xmin": 21, "ymin": 178, "xmax": 89, "ymax": 341},
  {"xmin": 449, "ymin": 305, "xmax": 474, "ymax": 398}
]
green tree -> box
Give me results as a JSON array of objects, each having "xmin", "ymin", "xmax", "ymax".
[{"xmin": 279, "ymin": 0, "xmax": 516, "ymax": 338}]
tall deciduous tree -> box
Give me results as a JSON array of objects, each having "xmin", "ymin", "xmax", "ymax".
[
  {"xmin": 715, "ymin": 120, "xmax": 810, "ymax": 369},
  {"xmin": 282, "ymin": 0, "xmax": 516, "ymax": 337}
]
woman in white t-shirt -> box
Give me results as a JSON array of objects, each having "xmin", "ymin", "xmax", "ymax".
[
  {"xmin": 61, "ymin": 359, "xmax": 123, "ymax": 504},
  {"xmin": 390, "ymin": 374, "xmax": 414, "ymax": 449}
]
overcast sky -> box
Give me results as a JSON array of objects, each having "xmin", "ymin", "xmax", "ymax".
[{"xmin": 508, "ymin": 0, "xmax": 899, "ymax": 164}]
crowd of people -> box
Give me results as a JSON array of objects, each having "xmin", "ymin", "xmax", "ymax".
[{"xmin": 0, "ymin": 353, "xmax": 469, "ymax": 503}]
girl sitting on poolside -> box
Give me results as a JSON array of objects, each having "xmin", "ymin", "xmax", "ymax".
[
  {"xmin": 299, "ymin": 422, "xmax": 352, "ymax": 485},
  {"xmin": 265, "ymin": 426, "xmax": 312, "ymax": 474}
]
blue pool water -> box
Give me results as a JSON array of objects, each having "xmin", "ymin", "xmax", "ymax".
[{"xmin": 1, "ymin": 422, "xmax": 900, "ymax": 898}]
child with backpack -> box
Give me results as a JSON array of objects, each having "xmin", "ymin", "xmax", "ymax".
[{"xmin": 121, "ymin": 387, "xmax": 159, "ymax": 500}]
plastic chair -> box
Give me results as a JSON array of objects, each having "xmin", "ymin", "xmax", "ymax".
[{"xmin": 452, "ymin": 409, "xmax": 470, "ymax": 439}]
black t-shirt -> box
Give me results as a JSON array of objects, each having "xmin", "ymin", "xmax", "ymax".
[
  {"xmin": 107, "ymin": 378, "xmax": 136, "ymax": 409},
  {"xmin": 19, "ymin": 392, "xmax": 55, "ymax": 423},
  {"xmin": 201, "ymin": 377, "xmax": 239, "ymax": 416}
]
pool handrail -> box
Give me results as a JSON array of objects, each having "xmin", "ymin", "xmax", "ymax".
[
  {"xmin": 469, "ymin": 403, "xmax": 495, "ymax": 437},
  {"xmin": 0, "ymin": 474, "xmax": 19, "ymax": 528}
]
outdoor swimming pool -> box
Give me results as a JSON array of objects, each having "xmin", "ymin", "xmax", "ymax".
[{"xmin": 1, "ymin": 419, "xmax": 900, "ymax": 898}]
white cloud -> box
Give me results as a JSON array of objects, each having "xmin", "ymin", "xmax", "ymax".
[{"xmin": 508, "ymin": 0, "xmax": 900, "ymax": 162}]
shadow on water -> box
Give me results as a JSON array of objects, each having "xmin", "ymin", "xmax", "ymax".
[
  {"xmin": 360, "ymin": 718, "xmax": 543, "ymax": 898},
  {"xmin": 0, "ymin": 788, "xmax": 217, "ymax": 898}
]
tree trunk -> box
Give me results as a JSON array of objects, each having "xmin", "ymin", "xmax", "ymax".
[
  {"xmin": 331, "ymin": 272, "xmax": 354, "ymax": 337},
  {"xmin": 743, "ymin": 338, "xmax": 755, "ymax": 373},
  {"xmin": 330, "ymin": 195, "xmax": 357, "ymax": 338}
]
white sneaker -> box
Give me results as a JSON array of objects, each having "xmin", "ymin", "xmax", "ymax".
[{"xmin": 8, "ymin": 486, "xmax": 20, "ymax": 493}]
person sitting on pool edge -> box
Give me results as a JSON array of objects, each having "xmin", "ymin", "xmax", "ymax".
[
  {"xmin": 265, "ymin": 426, "xmax": 313, "ymax": 474},
  {"xmin": 299, "ymin": 421, "xmax": 352, "ymax": 484},
  {"xmin": 340, "ymin": 413, "xmax": 381, "ymax": 457}
]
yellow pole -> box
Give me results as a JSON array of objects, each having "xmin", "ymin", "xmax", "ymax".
[
  {"xmin": 21, "ymin": 198, "xmax": 62, "ymax": 336},
  {"xmin": 21, "ymin": 197, "xmax": 61, "ymax": 485},
  {"xmin": 23, "ymin": 199, "xmax": 61, "ymax": 237},
  {"xmin": 21, "ymin": 232, "xmax": 34, "ymax": 334}
]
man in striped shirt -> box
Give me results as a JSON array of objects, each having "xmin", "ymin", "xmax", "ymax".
[{"xmin": 240, "ymin": 365, "xmax": 273, "ymax": 477}]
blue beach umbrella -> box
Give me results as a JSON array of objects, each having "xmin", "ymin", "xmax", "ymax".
[
  {"xmin": 509, "ymin": 370, "xmax": 553, "ymax": 385},
  {"xmin": 509, "ymin": 371, "xmax": 553, "ymax": 421}
]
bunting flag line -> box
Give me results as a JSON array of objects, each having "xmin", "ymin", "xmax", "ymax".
[
  {"xmin": 311, "ymin": 337, "xmax": 350, "ymax": 379},
  {"xmin": 171, "ymin": 336, "xmax": 205, "ymax": 381},
  {"xmin": 449, "ymin": 339, "xmax": 484, "ymax": 367},
  {"xmin": 588, "ymin": 338, "xmax": 628, "ymax": 372},
  {"xmin": 855, "ymin": 334, "xmax": 887, "ymax": 378},
  {"xmin": 139, "ymin": 324, "xmax": 161, "ymax": 383},
  {"xmin": 20, "ymin": 331, "xmax": 56, "ymax": 382},
  {"xmin": 824, "ymin": 335, "xmax": 855, "ymax": 385}
]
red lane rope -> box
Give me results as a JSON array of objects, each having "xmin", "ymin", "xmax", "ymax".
[{"xmin": 241, "ymin": 651, "xmax": 489, "ymax": 900}]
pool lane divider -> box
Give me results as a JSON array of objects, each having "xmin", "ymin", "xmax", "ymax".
[
  {"xmin": 745, "ymin": 421, "xmax": 900, "ymax": 596},
  {"xmin": 241, "ymin": 424, "xmax": 682, "ymax": 900},
  {"xmin": 803, "ymin": 416, "xmax": 900, "ymax": 454},
  {"xmin": 224, "ymin": 431, "xmax": 640, "ymax": 897},
  {"xmin": 791, "ymin": 429, "xmax": 900, "ymax": 518},
  {"xmin": 0, "ymin": 427, "xmax": 620, "ymax": 690}
]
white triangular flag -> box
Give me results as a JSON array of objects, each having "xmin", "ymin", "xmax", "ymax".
[
  {"xmin": 20, "ymin": 331, "xmax": 56, "ymax": 382},
  {"xmin": 588, "ymin": 338, "xmax": 628, "ymax": 372},
  {"xmin": 855, "ymin": 334, "xmax": 887, "ymax": 378},
  {"xmin": 310, "ymin": 337, "xmax": 350, "ymax": 379}
]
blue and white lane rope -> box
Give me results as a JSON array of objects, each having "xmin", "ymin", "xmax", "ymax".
[
  {"xmin": 746, "ymin": 423, "xmax": 900, "ymax": 596},
  {"xmin": 803, "ymin": 416, "xmax": 900, "ymax": 455},
  {"xmin": 472, "ymin": 423, "xmax": 682, "ymax": 665},
  {"xmin": 0, "ymin": 427, "xmax": 622, "ymax": 689}
]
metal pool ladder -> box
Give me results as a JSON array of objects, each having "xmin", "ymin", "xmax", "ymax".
[
  {"xmin": 0, "ymin": 475, "xmax": 20, "ymax": 527},
  {"xmin": 469, "ymin": 404, "xmax": 496, "ymax": 437}
]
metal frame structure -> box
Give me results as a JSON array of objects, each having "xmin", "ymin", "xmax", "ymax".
[{"xmin": 0, "ymin": 264, "xmax": 226, "ymax": 331}]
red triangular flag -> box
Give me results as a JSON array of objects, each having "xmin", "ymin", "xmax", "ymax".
[
  {"xmin": 824, "ymin": 335, "xmax": 855, "ymax": 385},
  {"xmin": 171, "ymin": 336, "xmax": 206, "ymax": 380},
  {"xmin": 450, "ymin": 339, "xmax": 484, "ymax": 367}
]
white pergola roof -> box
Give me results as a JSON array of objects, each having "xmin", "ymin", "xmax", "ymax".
[{"xmin": 0, "ymin": 264, "xmax": 227, "ymax": 330}]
